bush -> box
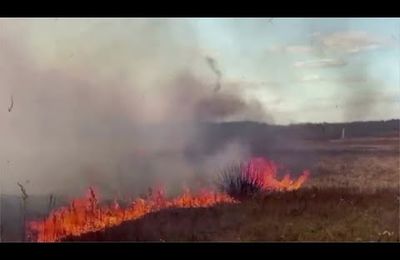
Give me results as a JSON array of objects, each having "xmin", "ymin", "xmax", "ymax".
[
  {"xmin": 217, "ymin": 158, "xmax": 310, "ymax": 200},
  {"xmin": 217, "ymin": 162, "xmax": 266, "ymax": 200}
]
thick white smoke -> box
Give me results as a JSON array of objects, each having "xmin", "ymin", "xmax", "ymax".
[{"xmin": 0, "ymin": 19, "xmax": 271, "ymax": 196}]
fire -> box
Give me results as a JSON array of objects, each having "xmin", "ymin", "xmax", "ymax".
[
  {"xmin": 27, "ymin": 187, "xmax": 236, "ymax": 242},
  {"xmin": 242, "ymin": 157, "xmax": 310, "ymax": 192},
  {"xmin": 27, "ymin": 157, "xmax": 310, "ymax": 242}
]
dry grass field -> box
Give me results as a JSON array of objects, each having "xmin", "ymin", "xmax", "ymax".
[{"xmin": 63, "ymin": 137, "xmax": 399, "ymax": 242}]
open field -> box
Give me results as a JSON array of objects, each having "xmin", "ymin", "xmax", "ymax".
[
  {"xmin": 63, "ymin": 137, "xmax": 399, "ymax": 242},
  {"xmin": 64, "ymin": 187, "xmax": 399, "ymax": 242},
  {"xmin": 1, "ymin": 136, "xmax": 399, "ymax": 242}
]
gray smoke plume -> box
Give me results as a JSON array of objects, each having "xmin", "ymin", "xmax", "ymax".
[{"xmin": 0, "ymin": 20, "xmax": 271, "ymax": 197}]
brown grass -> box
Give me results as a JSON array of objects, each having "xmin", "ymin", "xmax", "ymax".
[
  {"xmin": 58, "ymin": 139, "xmax": 400, "ymax": 242},
  {"xmin": 64, "ymin": 186, "xmax": 399, "ymax": 242},
  {"xmin": 307, "ymin": 154, "xmax": 399, "ymax": 191}
]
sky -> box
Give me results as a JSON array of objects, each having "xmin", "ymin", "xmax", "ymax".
[
  {"xmin": 193, "ymin": 18, "xmax": 400, "ymax": 123},
  {"xmin": 0, "ymin": 18, "xmax": 399, "ymax": 195},
  {"xmin": 1, "ymin": 18, "xmax": 399, "ymax": 124}
]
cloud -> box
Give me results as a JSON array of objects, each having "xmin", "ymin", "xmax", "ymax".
[
  {"xmin": 271, "ymin": 31, "xmax": 390, "ymax": 58},
  {"xmin": 300, "ymin": 74, "xmax": 321, "ymax": 82},
  {"xmin": 317, "ymin": 31, "xmax": 387, "ymax": 54},
  {"xmin": 298, "ymin": 75, "xmax": 369, "ymax": 84},
  {"xmin": 294, "ymin": 58, "xmax": 347, "ymax": 68},
  {"xmin": 267, "ymin": 44, "xmax": 312, "ymax": 54}
]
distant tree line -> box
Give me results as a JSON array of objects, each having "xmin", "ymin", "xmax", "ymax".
[{"xmin": 185, "ymin": 119, "xmax": 400, "ymax": 156}]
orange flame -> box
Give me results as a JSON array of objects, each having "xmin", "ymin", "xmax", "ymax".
[
  {"xmin": 27, "ymin": 157, "xmax": 310, "ymax": 242},
  {"xmin": 242, "ymin": 157, "xmax": 310, "ymax": 192},
  {"xmin": 27, "ymin": 187, "xmax": 236, "ymax": 242}
]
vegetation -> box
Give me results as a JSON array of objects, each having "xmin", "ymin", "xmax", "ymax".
[
  {"xmin": 216, "ymin": 162, "xmax": 263, "ymax": 200},
  {"xmin": 63, "ymin": 186, "xmax": 399, "ymax": 242},
  {"xmin": 65, "ymin": 147, "xmax": 399, "ymax": 242},
  {"xmin": 1, "ymin": 120, "xmax": 398, "ymax": 242}
]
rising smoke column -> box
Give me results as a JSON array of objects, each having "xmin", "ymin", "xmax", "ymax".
[{"xmin": 0, "ymin": 19, "xmax": 271, "ymax": 197}]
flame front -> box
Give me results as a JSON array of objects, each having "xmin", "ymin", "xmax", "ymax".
[
  {"xmin": 27, "ymin": 157, "xmax": 310, "ymax": 242},
  {"xmin": 242, "ymin": 157, "xmax": 310, "ymax": 191},
  {"xmin": 27, "ymin": 187, "xmax": 236, "ymax": 242}
]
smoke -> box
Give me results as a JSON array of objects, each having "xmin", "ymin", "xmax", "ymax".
[
  {"xmin": 205, "ymin": 56, "xmax": 222, "ymax": 92},
  {"xmin": 342, "ymin": 79, "xmax": 386, "ymax": 122},
  {"xmin": 333, "ymin": 60, "xmax": 397, "ymax": 122},
  {"xmin": 195, "ymin": 94, "xmax": 273, "ymax": 122},
  {"xmin": 0, "ymin": 20, "xmax": 271, "ymax": 196}
]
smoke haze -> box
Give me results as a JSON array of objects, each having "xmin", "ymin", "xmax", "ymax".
[
  {"xmin": 0, "ymin": 19, "xmax": 269, "ymax": 196},
  {"xmin": 0, "ymin": 18, "xmax": 397, "ymax": 196}
]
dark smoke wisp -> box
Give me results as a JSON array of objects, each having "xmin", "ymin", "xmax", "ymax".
[{"xmin": 205, "ymin": 56, "xmax": 222, "ymax": 92}]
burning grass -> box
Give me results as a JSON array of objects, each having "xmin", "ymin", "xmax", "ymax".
[
  {"xmin": 63, "ymin": 187, "xmax": 399, "ymax": 242},
  {"xmin": 27, "ymin": 187, "xmax": 236, "ymax": 242},
  {"xmin": 27, "ymin": 157, "xmax": 311, "ymax": 242},
  {"xmin": 217, "ymin": 157, "xmax": 310, "ymax": 199},
  {"xmin": 23, "ymin": 152, "xmax": 400, "ymax": 242}
]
